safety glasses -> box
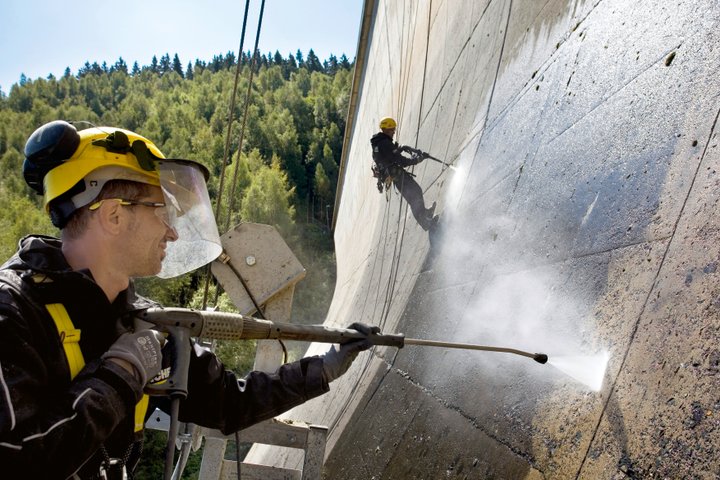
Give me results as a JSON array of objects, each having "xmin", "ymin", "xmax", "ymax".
[{"xmin": 87, "ymin": 198, "xmax": 173, "ymax": 227}]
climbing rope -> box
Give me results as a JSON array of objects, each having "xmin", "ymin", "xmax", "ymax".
[
  {"xmin": 201, "ymin": 0, "xmax": 266, "ymax": 310},
  {"xmin": 174, "ymin": 2, "xmax": 267, "ymax": 480}
]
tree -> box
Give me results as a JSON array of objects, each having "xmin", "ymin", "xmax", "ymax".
[
  {"xmin": 224, "ymin": 51, "xmax": 237, "ymax": 70},
  {"xmin": 112, "ymin": 57, "xmax": 128, "ymax": 75},
  {"xmin": 287, "ymin": 54, "xmax": 298, "ymax": 73},
  {"xmin": 193, "ymin": 59, "xmax": 206, "ymax": 75},
  {"xmin": 259, "ymin": 66, "xmax": 284, "ymax": 92},
  {"xmin": 314, "ymin": 163, "xmax": 332, "ymax": 206},
  {"xmin": 320, "ymin": 142, "xmax": 338, "ymax": 184},
  {"xmin": 172, "ymin": 54, "xmax": 184, "ymax": 78},
  {"xmin": 305, "ymin": 49, "xmax": 322, "ymax": 72},
  {"xmin": 159, "ymin": 53, "xmax": 171, "ymax": 74},
  {"xmin": 325, "ymin": 122, "xmax": 343, "ymax": 159},
  {"xmin": 292, "ymin": 68, "xmax": 311, "ymax": 97},
  {"xmin": 339, "ymin": 54, "xmax": 351, "ymax": 70},
  {"xmin": 0, "ymin": 186, "xmax": 55, "ymax": 260},
  {"xmin": 77, "ymin": 62, "xmax": 91, "ymax": 78},
  {"xmin": 273, "ymin": 50, "xmax": 284, "ymax": 68},
  {"xmin": 324, "ymin": 54, "xmax": 339, "ymax": 75},
  {"xmin": 264, "ymin": 108, "xmax": 305, "ymax": 195},
  {"xmin": 240, "ymin": 156, "xmax": 296, "ymax": 234},
  {"xmin": 209, "ymin": 54, "xmax": 223, "ymax": 72}
]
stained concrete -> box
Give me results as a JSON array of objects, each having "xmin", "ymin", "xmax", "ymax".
[{"xmin": 251, "ymin": 0, "xmax": 720, "ymax": 478}]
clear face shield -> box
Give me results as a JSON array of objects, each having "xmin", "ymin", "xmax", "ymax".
[{"xmin": 156, "ymin": 160, "xmax": 222, "ymax": 278}]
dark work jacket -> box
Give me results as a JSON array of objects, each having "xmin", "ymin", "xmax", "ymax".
[
  {"xmin": 0, "ymin": 235, "xmax": 329, "ymax": 479},
  {"xmin": 370, "ymin": 131, "xmax": 418, "ymax": 174}
]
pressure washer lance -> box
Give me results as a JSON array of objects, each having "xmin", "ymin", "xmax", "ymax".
[
  {"xmin": 403, "ymin": 146, "xmax": 452, "ymax": 169},
  {"xmin": 139, "ymin": 307, "xmax": 547, "ymax": 479},
  {"xmin": 139, "ymin": 306, "xmax": 548, "ymax": 399}
]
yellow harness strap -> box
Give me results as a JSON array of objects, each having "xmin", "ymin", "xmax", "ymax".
[
  {"xmin": 46, "ymin": 303, "xmax": 84, "ymax": 378},
  {"xmin": 45, "ymin": 303, "xmax": 149, "ymax": 432}
]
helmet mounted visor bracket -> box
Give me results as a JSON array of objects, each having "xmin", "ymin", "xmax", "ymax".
[{"xmin": 23, "ymin": 121, "xmax": 221, "ymax": 278}]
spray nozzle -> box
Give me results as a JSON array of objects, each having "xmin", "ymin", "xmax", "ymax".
[{"xmin": 533, "ymin": 353, "xmax": 548, "ymax": 364}]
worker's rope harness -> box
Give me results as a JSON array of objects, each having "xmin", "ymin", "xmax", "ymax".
[
  {"xmin": 371, "ymin": 163, "xmax": 395, "ymax": 198},
  {"xmin": 372, "ymin": 148, "xmax": 424, "ymax": 201}
]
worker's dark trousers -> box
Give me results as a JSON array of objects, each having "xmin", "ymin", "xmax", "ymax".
[{"xmin": 393, "ymin": 169, "xmax": 433, "ymax": 230}]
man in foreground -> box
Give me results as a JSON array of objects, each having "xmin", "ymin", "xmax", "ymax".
[{"xmin": 0, "ymin": 120, "xmax": 375, "ymax": 479}]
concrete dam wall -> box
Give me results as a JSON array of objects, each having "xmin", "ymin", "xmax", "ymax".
[{"xmin": 255, "ymin": 0, "xmax": 720, "ymax": 478}]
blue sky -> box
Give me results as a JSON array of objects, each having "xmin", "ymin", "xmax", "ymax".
[{"xmin": 0, "ymin": 0, "xmax": 363, "ymax": 93}]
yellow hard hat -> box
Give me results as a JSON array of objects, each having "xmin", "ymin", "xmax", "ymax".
[
  {"xmin": 44, "ymin": 127, "xmax": 162, "ymax": 207},
  {"xmin": 24, "ymin": 121, "xmax": 163, "ymax": 227},
  {"xmin": 379, "ymin": 117, "xmax": 397, "ymax": 130}
]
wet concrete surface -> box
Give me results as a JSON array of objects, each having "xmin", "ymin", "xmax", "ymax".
[{"xmin": 249, "ymin": 0, "xmax": 720, "ymax": 478}]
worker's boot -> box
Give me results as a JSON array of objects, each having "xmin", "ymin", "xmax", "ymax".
[
  {"xmin": 428, "ymin": 213, "xmax": 440, "ymax": 231},
  {"xmin": 427, "ymin": 201, "xmax": 436, "ymax": 218},
  {"xmin": 420, "ymin": 202, "xmax": 437, "ymax": 231}
]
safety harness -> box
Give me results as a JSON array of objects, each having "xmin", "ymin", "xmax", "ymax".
[
  {"xmin": 45, "ymin": 301, "xmax": 150, "ymax": 433},
  {"xmin": 371, "ymin": 163, "xmax": 394, "ymax": 194}
]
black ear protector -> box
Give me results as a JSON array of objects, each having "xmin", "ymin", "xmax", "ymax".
[{"xmin": 23, "ymin": 120, "xmax": 81, "ymax": 195}]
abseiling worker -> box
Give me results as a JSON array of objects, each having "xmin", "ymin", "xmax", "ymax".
[
  {"xmin": 0, "ymin": 120, "xmax": 376, "ymax": 479},
  {"xmin": 370, "ymin": 117, "xmax": 438, "ymax": 231}
]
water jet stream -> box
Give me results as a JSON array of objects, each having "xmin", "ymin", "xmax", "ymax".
[{"xmin": 546, "ymin": 351, "xmax": 610, "ymax": 391}]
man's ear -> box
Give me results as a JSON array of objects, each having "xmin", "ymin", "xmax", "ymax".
[{"xmin": 96, "ymin": 200, "xmax": 124, "ymax": 234}]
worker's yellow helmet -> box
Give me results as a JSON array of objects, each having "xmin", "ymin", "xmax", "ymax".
[
  {"xmin": 23, "ymin": 121, "xmax": 166, "ymax": 228},
  {"xmin": 23, "ymin": 120, "xmax": 222, "ymax": 278},
  {"xmin": 48, "ymin": 127, "xmax": 162, "ymax": 205},
  {"xmin": 379, "ymin": 117, "xmax": 397, "ymax": 130}
]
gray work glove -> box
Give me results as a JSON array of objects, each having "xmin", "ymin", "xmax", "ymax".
[
  {"xmin": 103, "ymin": 329, "xmax": 164, "ymax": 385},
  {"xmin": 322, "ymin": 323, "xmax": 381, "ymax": 383}
]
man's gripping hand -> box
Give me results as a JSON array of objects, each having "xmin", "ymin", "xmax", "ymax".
[
  {"xmin": 410, "ymin": 152, "xmax": 424, "ymax": 165},
  {"xmin": 399, "ymin": 144, "xmax": 414, "ymax": 153},
  {"xmin": 103, "ymin": 329, "xmax": 165, "ymax": 385},
  {"xmin": 322, "ymin": 323, "xmax": 381, "ymax": 383}
]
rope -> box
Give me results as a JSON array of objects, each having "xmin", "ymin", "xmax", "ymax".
[
  {"xmin": 225, "ymin": 0, "xmax": 266, "ymax": 225},
  {"xmin": 368, "ymin": 199, "xmax": 393, "ymax": 323},
  {"xmin": 380, "ymin": 177, "xmax": 411, "ymax": 328},
  {"xmin": 219, "ymin": 4, "xmax": 267, "ymax": 480},
  {"xmin": 373, "ymin": 1, "xmax": 436, "ymax": 326},
  {"xmin": 224, "ymin": 7, "xmax": 267, "ymax": 478},
  {"xmin": 174, "ymin": 2, "xmax": 266, "ymax": 480},
  {"xmin": 216, "ymin": 0, "xmax": 252, "ymax": 227},
  {"xmin": 200, "ymin": 0, "xmax": 253, "ymax": 311}
]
